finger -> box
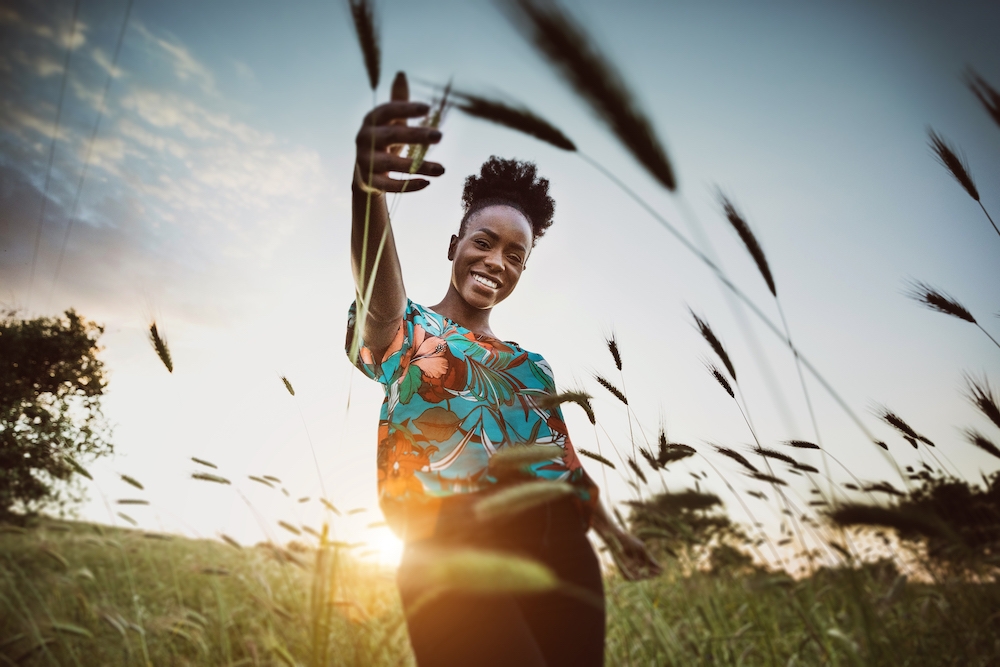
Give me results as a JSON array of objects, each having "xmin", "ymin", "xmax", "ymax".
[
  {"xmin": 366, "ymin": 125, "xmax": 441, "ymax": 149},
  {"xmin": 372, "ymin": 153, "xmax": 444, "ymax": 177},
  {"xmin": 371, "ymin": 175, "xmax": 430, "ymax": 193},
  {"xmin": 390, "ymin": 71, "xmax": 409, "ymax": 103},
  {"xmin": 364, "ymin": 101, "xmax": 430, "ymax": 126},
  {"xmin": 388, "ymin": 72, "xmax": 411, "ymax": 156}
]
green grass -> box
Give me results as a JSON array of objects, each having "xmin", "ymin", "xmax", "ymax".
[
  {"xmin": 0, "ymin": 518, "xmax": 408, "ymax": 666},
  {"xmin": 3, "ymin": 518, "xmax": 999, "ymax": 666}
]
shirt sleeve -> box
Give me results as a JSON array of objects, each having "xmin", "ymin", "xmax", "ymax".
[{"xmin": 345, "ymin": 299, "xmax": 416, "ymax": 386}]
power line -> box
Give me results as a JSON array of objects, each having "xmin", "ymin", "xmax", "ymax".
[
  {"xmin": 26, "ymin": 0, "xmax": 82, "ymax": 311},
  {"xmin": 48, "ymin": 0, "xmax": 135, "ymax": 306}
]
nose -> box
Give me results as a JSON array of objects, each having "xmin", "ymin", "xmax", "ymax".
[{"xmin": 483, "ymin": 248, "xmax": 504, "ymax": 273}]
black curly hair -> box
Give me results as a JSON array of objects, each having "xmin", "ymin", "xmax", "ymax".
[{"xmin": 459, "ymin": 156, "xmax": 555, "ymax": 246}]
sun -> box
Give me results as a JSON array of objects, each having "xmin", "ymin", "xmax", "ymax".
[{"xmin": 370, "ymin": 527, "xmax": 404, "ymax": 567}]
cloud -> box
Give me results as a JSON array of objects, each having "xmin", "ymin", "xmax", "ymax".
[
  {"xmin": 1, "ymin": 10, "xmax": 327, "ymax": 327},
  {"xmin": 231, "ymin": 59, "xmax": 255, "ymax": 84},
  {"xmin": 133, "ymin": 22, "xmax": 215, "ymax": 94},
  {"xmin": 92, "ymin": 47, "xmax": 123, "ymax": 79}
]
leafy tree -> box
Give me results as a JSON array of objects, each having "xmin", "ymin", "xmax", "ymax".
[
  {"xmin": 0, "ymin": 309, "xmax": 112, "ymax": 520},
  {"xmin": 627, "ymin": 489, "xmax": 748, "ymax": 568}
]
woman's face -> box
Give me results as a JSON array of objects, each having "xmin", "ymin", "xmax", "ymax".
[{"xmin": 449, "ymin": 205, "xmax": 533, "ymax": 311}]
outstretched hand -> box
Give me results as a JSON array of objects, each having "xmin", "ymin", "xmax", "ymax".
[{"xmin": 355, "ymin": 71, "xmax": 444, "ymax": 194}]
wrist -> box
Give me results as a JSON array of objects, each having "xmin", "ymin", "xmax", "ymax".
[{"xmin": 353, "ymin": 163, "xmax": 384, "ymax": 196}]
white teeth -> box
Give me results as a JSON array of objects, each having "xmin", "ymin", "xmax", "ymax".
[{"xmin": 473, "ymin": 274, "xmax": 498, "ymax": 289}]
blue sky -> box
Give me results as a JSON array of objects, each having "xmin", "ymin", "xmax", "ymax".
[{"xmin": 2, "ymin": 0, "xmax": 999, "ymax": 565}]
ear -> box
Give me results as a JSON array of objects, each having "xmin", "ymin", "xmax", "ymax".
[{"xmin": 447, "ymin": 235, "xmax": 458, "ymax": 261}]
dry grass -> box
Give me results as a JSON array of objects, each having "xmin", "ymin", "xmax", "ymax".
[
  {"xmin": 963, "ymin": 373, "xmax": 1000, "ymax": 430},
  {"xmin": 928, "ymin": 128, "xmax": 980, "ymax": 202},
  {"xmin": 705, "ymin": 362, "xmax": 735, "ymax": 398},
  {"xmin": 452, "ymin": 89, "xmax": 576, "ymax": 151},
  {"xmin": 966, "ymin": 67, "xmax": 1000, "ymax": 129},
  {"xmin": 714, "ymin": 446, "xmax": 758, "ymax": 474},
  {"xmin": 719, "ymin": 193, "xmax": 776, "ymax": 297},
  {"xmin": 473, "ymin": 481, "xmax": 575, "ymax": 521},
  {"xmin": 148, "ymin": 322, "xmax": 173, "ymax": 373},
  {"xmin": 593, "ymin": 374, "xmax": 628, "ymax": 405},
  {"xmin": 578, "ymin": 448, "xmax": 616, "ymax": 469},
  {"xmin": 905, "ymin": 280, "xmax": 977, "ymax": 324},
  {"xmin": 964, "ymin": 428, "xmax": 1000, "ymax": 461},
  {"xmin": 348, "ymin": 0, "xmax": 380, "ymax": 91},
  {"xmin": 501, "ymin": 0, "xmax": 676, "ymax": 190},
  {"xmin": 690, "ymin": 310, "xmax": 737, "ymax": 381},
  {"xmin": 536, "ymin": 390, "xmax": 596, "ymax": 424}
]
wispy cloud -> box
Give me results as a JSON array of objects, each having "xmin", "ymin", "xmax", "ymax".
[{"xmin": 133, "ymin": 21, "xmax": 215, "ymax": 94}]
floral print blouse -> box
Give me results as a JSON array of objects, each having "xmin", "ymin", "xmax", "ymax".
[{"xmin": 346, "ymin": 299, "xmax": 598, "ymax": 539}]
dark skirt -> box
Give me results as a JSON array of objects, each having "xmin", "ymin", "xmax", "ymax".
[{"xmin": 396, "ymin": 495, "xmax": 606, "ymax": 667}]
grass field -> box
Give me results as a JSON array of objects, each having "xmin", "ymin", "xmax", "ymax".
[{"xmin": 3, "ymin": 516, "xmax": 999, "ymax": 666}]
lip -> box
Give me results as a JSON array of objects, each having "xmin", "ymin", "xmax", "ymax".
[{"xmin": 470, "ymin": 271, "xmax": 502, "ymax": 290}]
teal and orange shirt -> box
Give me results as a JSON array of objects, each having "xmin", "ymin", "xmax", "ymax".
[{"xmin": 346, "ymin": 299, "xmax": 598, "ymax": 539}]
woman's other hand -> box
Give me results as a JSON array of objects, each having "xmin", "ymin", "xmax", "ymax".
[
  {"xmin": 604, "ymin": 529, "xmax": 662, "ymax": 582},
  {"xmin": 355, "ymin": 71, "xmax": 445, "ymax": 194},
  {"xmin": 591, "ymin": 501, "xmax": 662, "ymax": 581}
]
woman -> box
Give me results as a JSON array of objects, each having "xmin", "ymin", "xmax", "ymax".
[{"xmin": 347, "ymin": 74, "xmax": 659, "ymax": 667}]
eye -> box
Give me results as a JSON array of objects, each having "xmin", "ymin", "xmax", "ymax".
[
  {"xmin": 474, "ymin": 238, "xmax": 489, "ymax": 249},
  {"xmin": 508, "ymin": 254, "xmax": 523, "ymax": 264}
]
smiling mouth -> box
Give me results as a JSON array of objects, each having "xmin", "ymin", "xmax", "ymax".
[{"xmin": 472, "ymin": 272, "xmax": 500, "ymax": 290}]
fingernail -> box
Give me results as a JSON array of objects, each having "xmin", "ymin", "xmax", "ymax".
[{"xmin": 429, "ymin": 130, "xmax": 442, "ymax": 141}]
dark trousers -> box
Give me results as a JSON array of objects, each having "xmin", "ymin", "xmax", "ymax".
[{"xmin": 396, "ymin": 497, "xmax": 606, "ymax": 667}]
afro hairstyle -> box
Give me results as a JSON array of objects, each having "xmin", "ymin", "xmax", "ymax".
[{"xmin": 459, "ymin": 156, "xmax": 555, "ymax": 246}]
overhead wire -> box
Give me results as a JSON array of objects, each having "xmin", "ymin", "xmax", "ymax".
[
  {"xmin": 27, "ymin": 0, "xmax": 82, "ymax": 311},
  {"xmin": 48, "ymin": 0, "xmax": 135, "ymax": 306}
]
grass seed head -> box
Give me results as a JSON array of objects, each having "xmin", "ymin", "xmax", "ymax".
[
  {"xmin": 963, "ymin": 373, "xmax": 1000, "ymax": 430},
  {"xmin": 714, "ymin": 446, "xmax": 759, "ymax": 473},
  {"xmin": 658, "ymin": 442, "xmax": 695, "ymax": 466},
  {"xmin": 536, "ymin": 390, "xmax": 595, "ymax": 424},
  {"xmin": 578, "ymin": 448, "xmax": 616, "ymax": 469},
  {"xmin": 348, "ymin": 0, "xmax": 380, "ymax": 90},
  {"xmin": 752, "ymin": 446, "xmax": 797, "ymax": 466},
  {"xmin": 453, "ymin": 89, "xmax": 576, "ymax": 151},
  {"xmin": 627, "ymin": 457, "xmax": 648, "ymax": 485},
  {"xmin": 593, "ymin": 374, "xmax": 628, "ymax": 405},
  {"xmin": 148, "ymin": 322, "xmax": 173, "ymax": 373},
  {"xmin": 784, "ymin": 440, "xmax": 820, "ymax": 450},
  {"xmin": 413, "ymin": 548, "xmax": 558, "ymax": 597},
  {"xmin": 120, "ymin": 474, "xmax": 144, "ymax": 490},
  {"xmin": 750, "ymin": 472, "xmax": 788, "ymax": 486},
  {"xmin": 690, "ymin": 310, "xmax": 737, "ymax": 381},
  {"xmin": 281, "ymin": 376, "xmax": 295, "ymax": 396},
  {"xmin": 966, "ymin": 67, "xmax": 1000, "ymax": 129},
  {"xmin": 927, "ymin": 128, "xmax": 979, "ymax": 201},
  {"xmin": 905, "ymin": 280, "xmax": 976, "ymax": 324},
  {"xmin": 607, "ymin": 333, "xmax": 622, "ymax": 370},
  {"xmin": 718, "ymin": 193, "xmax": 776, "ymax": 296},
  {"xmin": 474, "ymin": 480, "xmax": 575, "ymax": 521},
  {"xmin": 964, "ymin": 428, "xmax": 1000, "ymax": 461},
  {"xmin": 192, "ymin": 472, "xmax": 231, "ymax": 485},
  {"xmin": 502, "ymin": 0, "xmax": 676, "ymax": 190},
  {"xmin": 191, "ymin": 457, "xmax": 217, "ymax": 469},
  {"xmin": 706, "ymin": 362, "xmax": 735, "ymax": 398},
  {"xmin": 488, "ymin": 444, "xmax": 563, "ymax": 473}
]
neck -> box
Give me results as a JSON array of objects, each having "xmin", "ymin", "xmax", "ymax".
[{"xmin": 430, "ymin": 286, "xmax": 495, "ymax": 337}]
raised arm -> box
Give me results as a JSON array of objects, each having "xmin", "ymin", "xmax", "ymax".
[{"xmin": 352, "ymin": 73, "xmax": 444, "ymax": 360}]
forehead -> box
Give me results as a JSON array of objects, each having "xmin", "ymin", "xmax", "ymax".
[{"xmin": 465, "ymin": 205, "xmax": 533, "ymax": 249}]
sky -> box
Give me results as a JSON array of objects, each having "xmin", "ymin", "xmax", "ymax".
[{"xmin": 2, "ymin": 0, "xmax": 999, "ymax": 568}]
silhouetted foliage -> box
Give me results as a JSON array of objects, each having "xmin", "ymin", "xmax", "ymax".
[
  {"xmin": 0, "ymin": 309, "xmax": 112, "ymax": 520},
  {"xmin": 626, "ymin": 489, "xmax": 747, "ymax": 564},
  {"xmin": 831, "ymin": 470, "xmax": 1000, "ymax": 573}
]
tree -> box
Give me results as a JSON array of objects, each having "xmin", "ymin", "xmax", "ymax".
[{"xmin": 0, "ymin": 309, "xmax": 112, "ymax": 520}]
